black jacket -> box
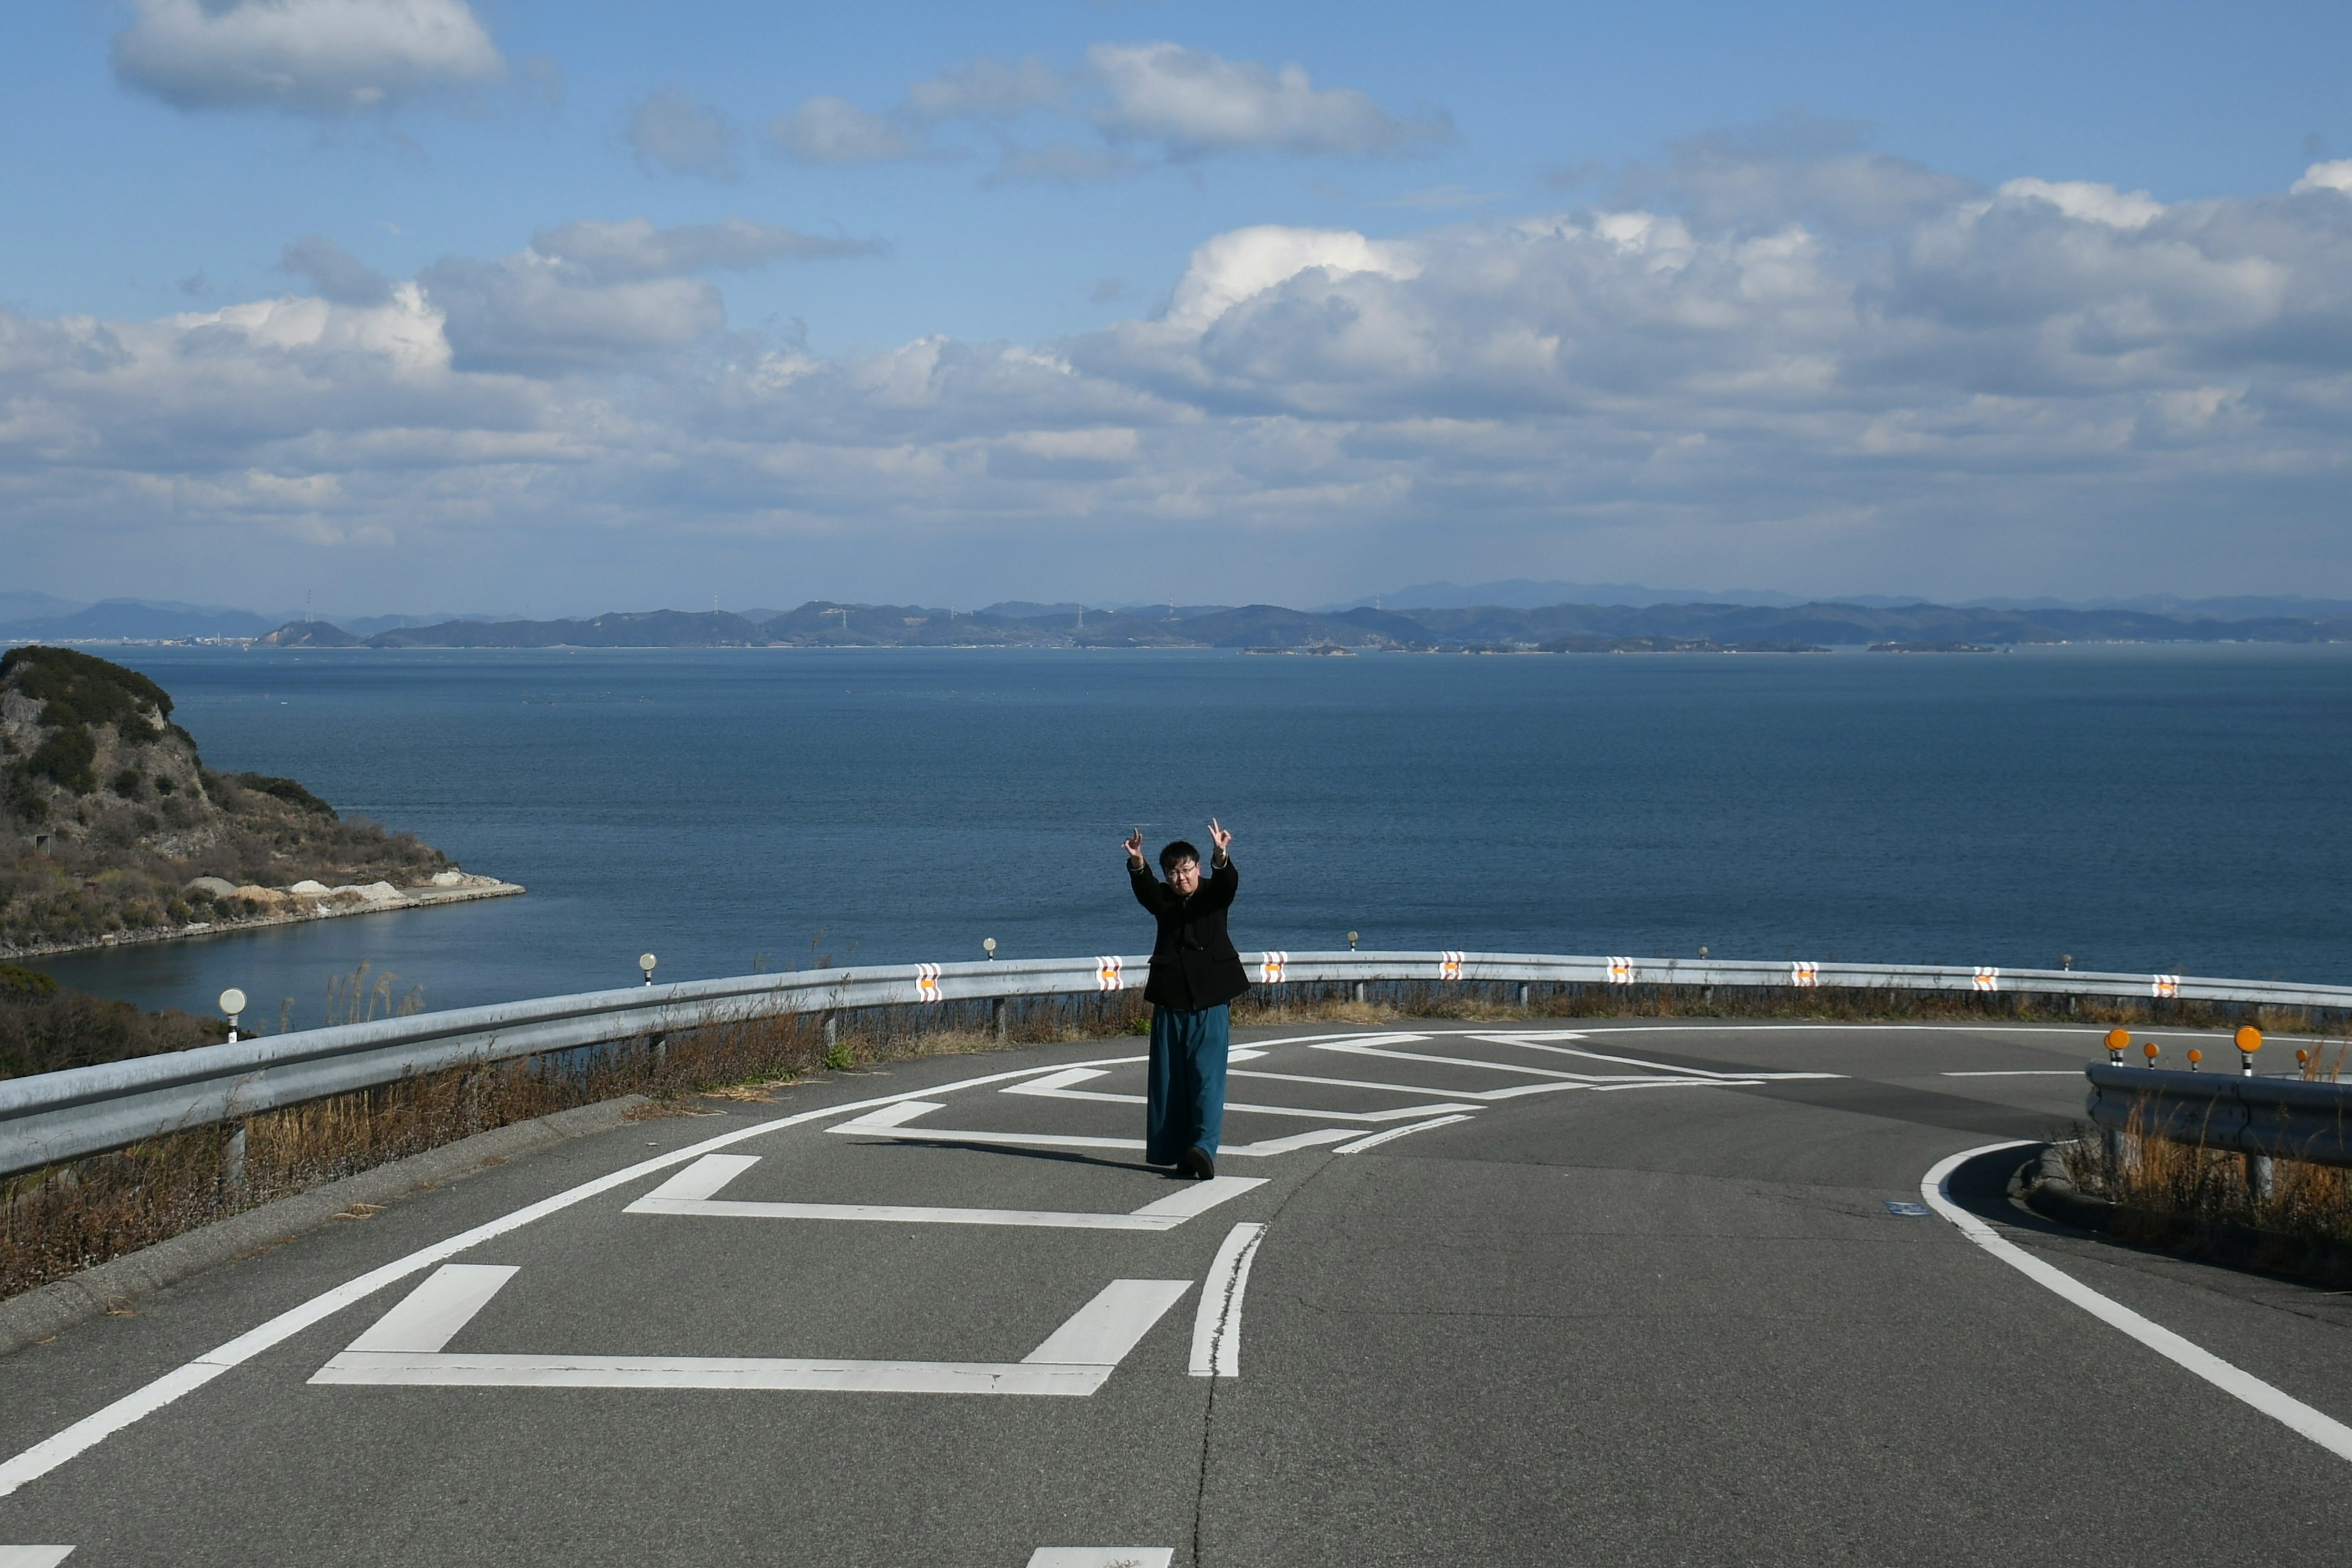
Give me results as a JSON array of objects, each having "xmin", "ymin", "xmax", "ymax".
[{"xmin": 1129, "ymin": 856, "xmax": 1249, "ymax": 1011}]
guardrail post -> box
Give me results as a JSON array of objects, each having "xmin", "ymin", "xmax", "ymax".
[
  {"xmin": 990, "ymin": 998, "xmax": 1006, "ymax": 1039},
  {"xmin": 223, "ymin": 1122, "xmax": 247, "ymax": 1193},
  {"xmin": 1518, "ymin": 983, "xmax": 1531, "ymax": 1011},
  {"xmin": 1352, "ymin": 982, "xmax": 1365, "ymax": 1005},
  {"xmin": 823, "ymin": 1014, "xmax": 839, "ymax": 1052},
  {"xmin": 2246, "ymin": 1152, "xmax": 2275, "ymax": 1200}
]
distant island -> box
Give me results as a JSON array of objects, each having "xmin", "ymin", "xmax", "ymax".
[
  {"xmin": 231, "ymin": 597, "xmax": 2352, "ymax": 654},
  {"xmin": 0, "ymin": 647, "xmax": 518, "ymax": 960}
]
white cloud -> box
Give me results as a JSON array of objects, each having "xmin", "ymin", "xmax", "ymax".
[
  {"xmin": 415, "ymin": 218, "xmax": 885, "ymax": 374},
  {"xmin": 1161, "ymin": 226, "xmax": 1419, "ymax": 331},
  {"xmin": 628, "ymin": 89, "xmax": 741, "ymax": 181},
  {"xmin": 767, "ymin": 42, "xmax": 1445, "ymax": 178},
  {"xmin": 769, "ymin": 97, "xmax": 924, "ymax": 166},
  {"xmin": 531, "ymin": 217, "xmax": 884, "ymax": 281},
  {"xmin": 1085, "ymin": 43, "xmax": 1449, "ymax": 156},
  {"xmin": 7, "ymin": 143, "xmax": 2352, "ymax": 603},
  {"xmin": 112, "ymin": 0, "xmax": 504, "ymax": 116},
  {"xmin": 1997, "ymin": 177, "xmax": 2166, "ymax": 229},
  {"xmin": 2292, "ymin": 159, "xmax": 2352, "ymax": 195}
]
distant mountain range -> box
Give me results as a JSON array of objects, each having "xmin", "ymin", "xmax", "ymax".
[
  {"xmin": 13, "ymin": 589, "xmax": 2352, "ymax": 652},
  {"xmin": 228, "ymin": 598, "xmax": 2352, "ymax": 652}
]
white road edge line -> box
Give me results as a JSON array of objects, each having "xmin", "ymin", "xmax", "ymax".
[
  {"xmin": 1027, "ymin": 1550, "xmax": 1174, "ymax": 1567},
  {"xmin": 0, "ymin": 1050, "xmax": 1160, "ymax": 1500},
  {"xmin": 1939, "ymin": 1071, "xmax": 2085, "ymax": 1077},
  {"xmin": 0, "ymin": 1549, "xmax": 75, "ymax": 1567},
  {"xmin": 1189, "ymin": 1222, "xmax": 1268, "ymax": 1378},
  {"xmin": 1922, "ymin": 1142, "xmax": 2352, "ymax": 1463},
  {"xmin": 1333, "ymin": 1114, "xmax": 1472, "ymax": 1155}
]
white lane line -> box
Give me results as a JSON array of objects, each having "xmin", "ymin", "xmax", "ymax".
[
  {"xmin": 627, "ymin": 1155, "xmax": 1265, "ymax": 1231},
  {"xmin": 0, "ymin": 1051, "xmax": 1156, "ymax": 1499},
  {"xmin": 1921, "ymin": 1143, "xmax": 2352, "ymax": 1463},
  {"xmin": 1470, "ymin": 1036, "xmax": 1843, "ymax": 1081},
  {"xmin": 1591, "ymin": 1077, "xmax": 1770, "ymax": 1093},
  {"xmin": 1189, "ymin": 1223, "xmax": 1268, "ymax": 1378},
  {"xmin": 1939, "ymin": 1070, "xmax": 2084, "ymax": 1077},
  {"xmin": 1332, "ymin": 1114, "xmax": 1472, "ymax": 1155},
  {"xmin": 1028, "ymin": 1550, "xmax": 1173, "ymax": 1567},
  {"xmin": 0, "ymin": 1549, "xmax": 75, "ymax": 1566},
  {"xmin": 1003, "ymin": 1068, "xmax": 1480, "ymax": 1123},
  {"xmin": 312, "ymin": 1268, "xmax": 1191, "ymax": 1396}
]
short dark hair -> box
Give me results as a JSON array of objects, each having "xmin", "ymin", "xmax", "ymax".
[{"xmin": 1159, "ymin": 839, "xmax": 1200, "ymax": 872}]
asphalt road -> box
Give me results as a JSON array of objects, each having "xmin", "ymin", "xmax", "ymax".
[{"xmin": 6, "ymin": 1018, "xmax": 2352, "ymax": 1566}]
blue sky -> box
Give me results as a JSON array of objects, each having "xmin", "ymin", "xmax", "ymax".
[{"xmin": 6, "ymin": 1, "xmax": 2351, "ymax": 617}]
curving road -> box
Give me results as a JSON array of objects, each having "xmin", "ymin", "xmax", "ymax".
[{"xmin": 5, "ymin": 1019, "xmax": 2352, "ymax": 1566}]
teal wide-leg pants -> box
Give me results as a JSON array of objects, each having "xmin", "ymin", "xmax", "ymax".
[{"xmin": 1145, "ymin": 1004, "xmax": 1230, "ymax": 1166}]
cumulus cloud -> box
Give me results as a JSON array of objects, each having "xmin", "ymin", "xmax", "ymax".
[
  {"xmin": 769, "ymin": 42, "xmax": 1444, "ymax": 178},
  {"xmin": 413, "ymin": 217, "xmax": 884, "ymax": 374},
  {"xmin": 9, "ymin": 141, "xmax": 2352, "ymax": 601},
  {"xmin": 112, "ymin": 0, "xmax": 504, "ymax": 116},
  {"xmin": 2291, "ymin": 159, "xmax": 2352, "ymax": 195},
  {"xmin": 628, "ymin": 88, "xmax": 741, "ymax": 181}
]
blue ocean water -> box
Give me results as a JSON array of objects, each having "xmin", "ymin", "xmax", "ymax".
[{"xmin": 28, "ymin": 644, "xmax": 2352, "ymax": 1022}]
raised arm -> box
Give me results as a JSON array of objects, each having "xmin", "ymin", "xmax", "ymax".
[
  {"xmin": 1125, "ymin": 827, "xmax": 1168, "ymax": 912},
  {"xmin": 1196, "ymin": 818, "xmax": 1238, "ymax": 910}
]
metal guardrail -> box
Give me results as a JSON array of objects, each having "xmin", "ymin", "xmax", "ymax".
[
  {"xmin": 2084, "ymin": 1063, "xmax": 2352, "ymax": 1166},
  {"xmin": 6, "ymin": 949, "xmax": 2351, "ymax": 1180}
]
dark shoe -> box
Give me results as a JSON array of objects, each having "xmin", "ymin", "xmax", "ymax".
[{"xmin": 1180, "ymin": 1147, "xmax": 1216, "ymax": 1182}]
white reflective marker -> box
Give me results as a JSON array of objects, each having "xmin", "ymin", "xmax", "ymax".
[
  {"xmin": 313, "ymin": 1266, "xmax": 1191, "ymax": 1396},
  {"xmin": 1923, "ymin": 1142, "xmax": 2352, "ymax": 1463},
  {"xmin": 1189, "ymin": 1223, "xmax": 1268, "ymax": 1378},
  {"xmin": 628, "ymin": 1154, "xmax": 1265, "ymax": 1231}
]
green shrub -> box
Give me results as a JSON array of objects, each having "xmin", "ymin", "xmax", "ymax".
[
  {"xmin": 24, "ymin": 723, "xmax": 95, "ymax": 794},
  {"xmin": 153, "ymin": 774, "xmax": 175, "ymax": 796},
  {"xmin": 237, "ymin": 774, "xmax": 337, "ymax": 818},
  {"xmin": 0, "ymin": 963, "xmax": 58, "ymax": 1001},
  {"xmin": 111, "ymin": 767, "xmax": 144, "ymax": 798}
]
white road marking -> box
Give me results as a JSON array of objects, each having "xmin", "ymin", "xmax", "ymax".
[
  {"xmin": 828, "ymin": 1102, "xmax": 1356, "ymax": 1157},
  {"xmin": 1470, "ymin": 1036, "xmax": 1842, "ymax": 1081},
  {"xmin": 1028, "ymin": 1551, "xmax": 1173, "ymax": 1567},
  {"xmin": 1005, "ymin": 1068, "xmax": 1479, "ymax": 1123},
  {"xmin": 0, "ymin": 1550, "xmax": 75, "ymax": 1567},
  {"xmin": 627, "ymin": 1155, "xmax": 1265, "ymax": 1231},
  {"xmin": 312, "ymin": 1267, "xmax": 1191, "ymax": 1396},
  {"xmin": 1938, "ymin": 1070, "xmax": 2083, "ymax": 1077},
  {"xmin": 1189, "ymin": 1223, "xmax": 1268, "ymax": 1378},
  {"xmin": 0, "ymin": 1052, "xmax": 1157, "ymax": 1498},
  {"xmin": 1921, "ymin": 1142, "xmax": 2352, "ymax": 1463},
  {"xmin": 1332, "ymin": 1114, "xmax": 1474, "ymax": 1154}
]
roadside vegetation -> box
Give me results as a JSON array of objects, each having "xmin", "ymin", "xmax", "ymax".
[
  {"xmin": 2056, "ymin": 1045, "xmax": 2352, "ymax": 1279},
  {"xmin": 1, "ymin": 645, "xmax": 450, "ymax": 956}
]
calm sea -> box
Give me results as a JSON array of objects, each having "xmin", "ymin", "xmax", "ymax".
[{"xmin": 29, "ymin": 644, "xmax": 2352, "ymax": 1023}]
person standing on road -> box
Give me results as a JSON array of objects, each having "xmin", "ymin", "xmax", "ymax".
[{"xmin": 1124, "ymin": 819, "xmax": 1247, "ymax": 1180}]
